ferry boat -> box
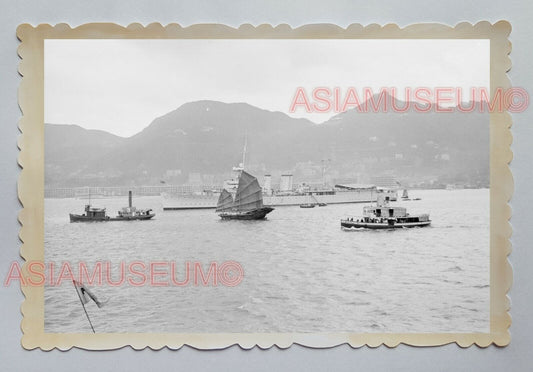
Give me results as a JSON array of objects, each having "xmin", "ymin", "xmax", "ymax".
[
  {"xmin": 69, "ymin": 191, "xmax": 155, "ymax": 222},
  {"xmin": 341, "ymin": 191, "xmax": 430, "ymax": 230}
]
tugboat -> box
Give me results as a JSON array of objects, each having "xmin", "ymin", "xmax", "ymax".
[
  {"xmin": 69, "ymin": 191, "xmax": 155, "ymax": 222},
  {"xmin": 69, "ymin": 205, "xmax": 110, "ymax": 222},
  {"xmin": 216, "ymin": 170, "xmax": 274, "ymax": 220},
  {"xmin": 341, "ymin": 191, "xmax": 430, "ymax": 229}
]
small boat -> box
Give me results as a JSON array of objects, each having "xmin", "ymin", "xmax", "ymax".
[
  {"xmin": 341, "ymin": 191, "xmax": 430, "ymax": 230},
  {"xmin": 114, "ymin": 193, "xmax": 155, "ymax": 221},
  {"xmin": 69, "ymin": 191, "xmax": 155, "ymax": 222},
  {"xmin": 216, "ymin": 171, "xmax": 274, "ymax": 220},
  {"xmin": 69, "ymin": 205, "xmax": 110, "ymax": 222},
  {"xmin": 300, "ymin": 193, "xmax": 323, "ymax": 208},
  {"xmin": 401, "ymin": 189, "xmax": 410, "ymax": 200}
]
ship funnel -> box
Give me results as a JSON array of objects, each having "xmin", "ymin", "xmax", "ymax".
[
  {"xmin": 128, "ymin": 191, "xmax": 132, "ymax": 208},
  {"xmin": 280, "ymin": 174, "xmax": 293, "ymax": 192},
  {"xmin": 263, "ymin": 174, "xmax": 272, "ymax": 196}
]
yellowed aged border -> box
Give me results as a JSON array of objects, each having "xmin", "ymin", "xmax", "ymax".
[{"xmin": 17, "ymin": 22, "xmax": 513, "ymax": 350}]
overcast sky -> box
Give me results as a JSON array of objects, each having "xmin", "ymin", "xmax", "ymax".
[{"xmin": 44, "ymin": 39, "xmax": 489, "ymax": 137}]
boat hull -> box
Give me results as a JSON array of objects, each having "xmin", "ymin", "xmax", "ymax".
[
  {"xmin": 69, "ymin": 213, "xmax": 155, "ymax": 222},
  {"xmin": 219, "ymin": 207, "xmax": 274, "ymax": 220},
  {"xmin": 340, "ymin": 220, "xmax": 431, "ymax": 229},
  {"xmin": 69, "ymin": 213, "xmax": 110, "ymax": 222},
  {"xmin": 110, "ymin": 214, "xmax": 155, "ymax": 221}
]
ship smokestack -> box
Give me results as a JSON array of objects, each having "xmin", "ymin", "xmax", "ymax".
[
  {"xmin": 128, "ymin": 191, "xmax": 132, "ymax": 208},
  {"xmin": 263, "ymin": 174, "xmax": 272, "ymax": 196},
  {"xmin": 280, "ymin": 174, "xmax": 293, "ymax": 192}
]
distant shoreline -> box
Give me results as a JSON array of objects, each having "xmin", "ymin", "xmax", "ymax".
[{"xmin": 43, "ymin": 185, "xmax": 489, "ymax": 199}]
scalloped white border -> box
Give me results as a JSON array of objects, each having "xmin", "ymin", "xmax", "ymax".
[{"xmin": 17, "ymin": 22, "xmax": 513, "ymax": 350}]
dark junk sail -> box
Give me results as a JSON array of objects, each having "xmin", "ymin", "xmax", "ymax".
[
  {"xmin": 216, "ymin": 189, "xmax": 234, "ymax": 213},
  {"xmin": 234, "ymin": 171, "xmax": 264, "ymax": 211},
  {"xmin": 216, "ymin": 171, "xmax": 274, "ymax": 220}
]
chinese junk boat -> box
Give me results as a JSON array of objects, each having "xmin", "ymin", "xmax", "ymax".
[
  {"xmin": 216, "ymin": 171, "xmax": 274, "ymax": 220},
  {"xmin": 341, "ymin": 191, "xmax": 430, "ymax": 230},
  {"xmin": 69, "ymin": 191, "xmax": 155, "ymax": 222}
]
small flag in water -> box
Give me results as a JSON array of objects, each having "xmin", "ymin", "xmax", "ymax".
[{"xmin": 73, "ymin": 280, "xmax": 104, "ymax": 308}]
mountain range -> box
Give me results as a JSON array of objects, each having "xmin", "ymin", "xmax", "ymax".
[{"xmin": 45, "ymin": 96, "xmax": 489, "ymax": 188}]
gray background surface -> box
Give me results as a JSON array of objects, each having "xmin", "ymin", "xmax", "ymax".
[{"xmin": 0, "ymin": 1, "xmax": 531, "ymax": 371}]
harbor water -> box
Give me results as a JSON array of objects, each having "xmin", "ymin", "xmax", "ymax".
[{"xmin": 44, "ymin": 189, "xmax": 490, "ymax": 333}]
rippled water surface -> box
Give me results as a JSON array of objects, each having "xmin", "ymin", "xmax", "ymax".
[{"xmin": 44, "ymin": 189, "xmax": 489, "ymax": 333}]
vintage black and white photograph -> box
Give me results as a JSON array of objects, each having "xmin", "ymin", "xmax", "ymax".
[
  {"xmin": 40, "ymin": 36, "xmax": 495, "ymax": 336},
  {"xmin": 10, "ymin": 21, "xmax": 513, "ymax": 350}
]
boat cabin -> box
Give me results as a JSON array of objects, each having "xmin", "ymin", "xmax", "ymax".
[
  {"xmin": 361, "ymin": 189, "xmax": 411, "ymax": 219},
  {"xmin": 363, "ymin": 205, "xmax": 407, "ymax": 218},
  {"xmin": 83, "ymin": 204, "xmax": 107, "ymax": 218}
]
